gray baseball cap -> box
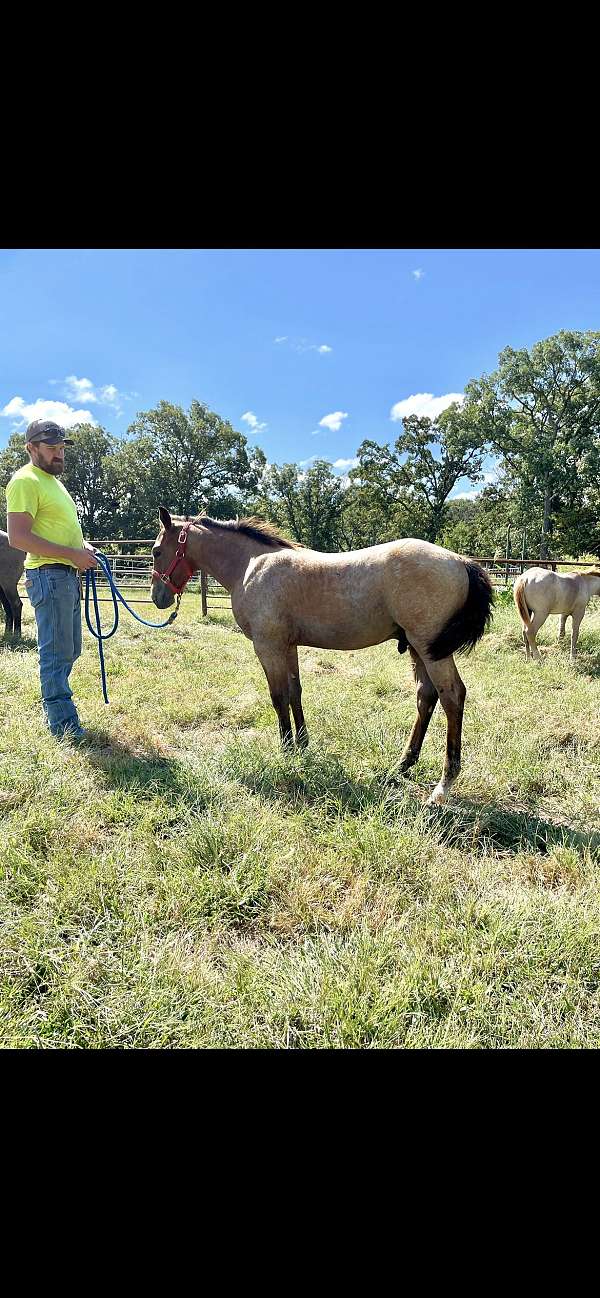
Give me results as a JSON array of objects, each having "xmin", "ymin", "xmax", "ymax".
[{"xmin": 26, "ymin": 420, "xmax": 73, "ymax": 446}]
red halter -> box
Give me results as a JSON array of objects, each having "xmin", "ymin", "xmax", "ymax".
[{"xmin": 153, "ymin": 523, "xmax": 196, "ymax": 595}]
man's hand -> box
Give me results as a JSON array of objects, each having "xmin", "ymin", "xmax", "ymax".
[{"xmin": 74, "ymin": 547, "xmax": 98, "ymax": 571}]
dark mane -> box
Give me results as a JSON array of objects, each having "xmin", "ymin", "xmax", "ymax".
[{"xmin": 186, "ymin": 514, "xmax": 302, "ymax": 550}]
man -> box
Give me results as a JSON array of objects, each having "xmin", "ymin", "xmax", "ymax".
[{"xmin": 6, "ymin": 419, "xmax": 98, "ymax": 741}]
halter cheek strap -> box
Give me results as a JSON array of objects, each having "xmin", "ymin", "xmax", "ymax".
[{"xmin": 152, "ymin": 523, "xmax": 196, "ymax": 595}]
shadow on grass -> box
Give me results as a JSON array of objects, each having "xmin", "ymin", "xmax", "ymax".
[
  {"xmin": 222, "ymin": 743, "xmax": 429, "ymax": 818},
  {"xmin": 77, "ymin": 727, "xmax": 212, "ymax": 810},
  {"xmin": 222, "ymin": 738, "xmax": 600, "ymax": 857},
  {"xmin": 429, "ymin": 796, "xmax": 600, "ymax": 858},
  {"xmin": 572, "ymin": 646, "xmax": 600, "ymax": 678},
  {"xmin": 2, "ymin": 635, "xmax": 38, "ymax": 652}
]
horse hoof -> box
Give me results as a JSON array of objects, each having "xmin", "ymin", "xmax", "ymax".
[{"xmin": 426, "ymin": 785, "xmax": 447, "ymax": 806}]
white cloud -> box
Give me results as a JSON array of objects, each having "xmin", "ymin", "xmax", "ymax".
[
  {"xmin": 319, "ymin": 411, "xmax": 348, "ymax": 433},
  {"xmin": 241, "ymin": 410, "xmax": 267, "ymax": 433},
  {"xmin": 332, "ymin": 457, "xmax": 358, "ymax": 469},
  {"xmin": 50, "ymin": 374, "xmax": 132, "ymax": 415},
  {"xmin": 450, "ymin": 490, "xmax": 481, "ymax": 500},
  {"xmin": 60, "ymin": 375, "xmax": 99, "ymax": 402},
  {"xmin": 390, "ymin": 392, "xmax": 464, "ymax": 423},
  {"xmin": 299, "ymin": 456, "xmax": 318, "ymax": 467},
  {"xmin": 412, "ymin": 268, "xmax": 424, "ymax": 280},
  {"xmin": 274, "ymin": 336, "xmax": 332, "ymax": 354},
  {"xmin": 1, "ymin": 396, "xmax": 96, "ymax": 429}
]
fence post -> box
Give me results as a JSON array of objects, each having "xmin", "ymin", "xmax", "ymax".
[{"xmin": 200, "ymin": 569, "xmax": 208, "ymax": 617}]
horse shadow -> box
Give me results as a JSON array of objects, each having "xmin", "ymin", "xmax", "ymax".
[
  {"xmin": 2, "ymin": 635, "xmax": 38, "ymax": 652},
  {"xmin": 572, "ymin": 646, "xmax": 600, "ymax": 678},
  {"xmin": 429, "ymin": 796, "xmax": 600, "ymax": 858},
  {"xmin": 223, "ymin": 743, "xmax": 394, "ymax": 815},
  {"xmin": 224, "ymin": 739, "xmax": 600, "ymax": 858}
]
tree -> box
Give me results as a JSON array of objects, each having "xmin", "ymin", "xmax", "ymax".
[
  {"xmin": 440, "ymin": 486, "xmax": 527, "ymax": 557},
  {"xmin": 350, "ymin": 402, "xmax": 486, "ymax": 545},
  {"xmin": 465, "ymin": 330, "xmax": 600, "ymax": 559},
  {"xmin": 60, "ymin": 423, "xmax": 119, "ymax": 538},
  {"xmin": 261, "ymin": 460, "xmax": 346, "ymax": 549},
  {"xmin": 0, "ymin": 433, "xmax": 28, "ymax": 528},
  {"xmin": 125, "ymin": 399, "xmax": 263, "ymax": 526}
]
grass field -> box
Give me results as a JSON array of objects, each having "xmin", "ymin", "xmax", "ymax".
[{"xmin": 1, "ymin": 588, "xmax": 599, "ymax": 1049}]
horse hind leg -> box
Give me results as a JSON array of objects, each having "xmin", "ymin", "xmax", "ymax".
[
  {"xmin": 417, "ymin": 654, "xmax": 467, "ymax": 805},
  {"xmin": 525, "ymin": 612, "xmax": 546, "ymax": 663},
  {"xmin": 0, "ymin": 585, "xmax": 13, "ymax": 638},
  {"xmin": 395, "ymin": 648, "xmax": 438, "ymax": 777},
  {"xmin": 9, "ymin": 587, "xmax": 22, "ymax": 639}
]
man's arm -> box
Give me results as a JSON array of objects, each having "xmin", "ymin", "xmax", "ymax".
[{"xmin": 7, "ymin": 513, "xmax": 98, "ymax": 570}]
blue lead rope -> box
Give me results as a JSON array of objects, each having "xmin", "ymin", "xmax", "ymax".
[{"xmin": 84, "ymin": 552, "xmax": 179, "ymax": 704}]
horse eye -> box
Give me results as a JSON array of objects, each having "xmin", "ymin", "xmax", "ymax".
[{"xmin": 153, "ymin": 548, "xmax": 161, "ymax": 558}]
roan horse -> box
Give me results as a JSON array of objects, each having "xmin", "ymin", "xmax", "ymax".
[
  {"xmin": 151, "ymin": 510, "xmax": 494, "ymax": 804},
  {"xmin": 0, "ymin": 530, "xmax": 25, "ymax": 639},
  {"xmin": 514, "ymin": 566, "xmax": 600, "ymax": 662}
]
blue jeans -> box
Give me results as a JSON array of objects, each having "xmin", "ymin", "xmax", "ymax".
[{"xmin": 25, "ymin": 566, "xmax": 83, "ymax": 738}]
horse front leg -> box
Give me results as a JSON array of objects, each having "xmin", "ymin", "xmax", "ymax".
[
  {"xmin": 287, "ymin": 646, "xmax": 308, "ymax": 748},
  {"xmin": 558, "ymin": 615, "xmax": 567, "ymax": 642},
  {"xmin": 418, "ymin": 654, "xmax": 466, "ymax": 805},
  {"xmin": 570, "ymin": 606, "xmax": 585, "ymax": 662},
  {"xmin": 395, "ymin": 647, "xmax": 438, "ymax": 776},
  {"xmin": 254, "ymin": 641, "xmax": 294, "ymax": 748}
]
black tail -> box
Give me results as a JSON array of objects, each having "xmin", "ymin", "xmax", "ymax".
[{"xmin": 428, "ymin": 561, "xmax": 494, "ymax": 661}]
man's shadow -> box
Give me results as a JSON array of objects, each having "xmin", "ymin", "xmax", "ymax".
[{"xmin": 78, "ymin": 727, "xmax": 211, "ymax": 812}]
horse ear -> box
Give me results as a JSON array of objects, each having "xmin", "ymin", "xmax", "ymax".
[{"xmin": 159, "ymin": 507, "xmax": 172, "ymax": 531}]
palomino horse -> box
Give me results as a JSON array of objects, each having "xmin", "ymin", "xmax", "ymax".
[
  {"xmin": 514, "ymin": 566, "xmax": 600, "ymax": 662},
  {"xmin": 0, "ymin": 530, "xmax": 25, "ymax": 639},
  {"xmin": 151, "ymin": 510, "xmax": 494, "ymax": 805}
]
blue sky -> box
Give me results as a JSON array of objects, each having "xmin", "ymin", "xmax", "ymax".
[{"xmin": 2, "ymin": 247, "xmax": 599, "ymax": 498}]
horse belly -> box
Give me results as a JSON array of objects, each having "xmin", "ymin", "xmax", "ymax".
[{"xmin": 297, "ymin": 610, "xmax": 397, "ymax": 651}]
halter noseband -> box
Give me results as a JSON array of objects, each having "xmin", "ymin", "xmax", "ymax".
[{"xmin": 152, "ymin": 523, "xmax": 196, "ymax": 596}]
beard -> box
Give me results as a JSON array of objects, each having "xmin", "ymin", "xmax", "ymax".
[{"xmin": 31, "ymin": 450, "xmax": 64, "ymax": 475}]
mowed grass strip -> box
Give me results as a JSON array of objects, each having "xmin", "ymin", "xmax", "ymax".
[{"xmin": 1, "ymin": 591, "xmax": 599, "ymax": 1048}]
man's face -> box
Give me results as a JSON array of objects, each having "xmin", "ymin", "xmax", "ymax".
[{"xmin": 28, "ymin": 441, "xmax": 67, "ymax": 475}]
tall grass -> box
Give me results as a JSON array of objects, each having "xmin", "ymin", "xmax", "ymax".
[{"xmin": 1, "ymin": 591, "xmax": 599, "ymax": 1048}]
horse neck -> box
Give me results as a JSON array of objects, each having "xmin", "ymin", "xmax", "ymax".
[
  {"xmin": 583, "ymin": 572, "xmax": 600, "ymax": 597},
  {"xmin": 187, "ymin": 526, "xmax": 270, "ymax": 593}
]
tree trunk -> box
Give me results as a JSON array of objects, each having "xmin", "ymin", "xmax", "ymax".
[{"xmin": 540, "ymin": 485, "xmax": 552, "ymax": 560}]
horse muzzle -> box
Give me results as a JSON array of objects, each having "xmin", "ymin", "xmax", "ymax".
[{"xmin": 151, "ymin": 575, "xmax": 176, "ymax": 609}]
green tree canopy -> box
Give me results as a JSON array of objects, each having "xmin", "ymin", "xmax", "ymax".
[
  {"xmin": 124, "ymin": 399, "xmax": 263, "ymax": 529},
  {"xmin": 259, "ymin": 460, "xmax": 346, "ymax": 549},
  {"xmin": 465, "ymin": 330, "xmax": 600, "ymax": 558},
  {"xmin": 349, "ymin": 402, "xmax": 486, "ymax": 545}
]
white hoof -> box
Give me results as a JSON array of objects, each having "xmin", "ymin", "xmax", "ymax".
[{"xmin": 426, "ymin": 784, "xmax": 447, "ymax": 806}]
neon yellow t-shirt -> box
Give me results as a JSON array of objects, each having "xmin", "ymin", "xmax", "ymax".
[{"xmin": 5, "ymin": 463, "xmax": 84, "ymax": 570}]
